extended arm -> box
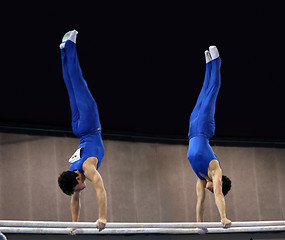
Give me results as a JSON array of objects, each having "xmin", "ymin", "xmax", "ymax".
[
  {"xmin": 71, "ymin": 191, "xmax": 80, "ymax": 222},
  {"xmin": 211, "ymin": 165, "xmax": 231, "ymax": 228},
  {"xmin": 91, "ymin": 170, "xmax": 107, "ymax": 221},
  {"xmin": 195, "ymin": 179, "xmax": 208, "ymax": 234},
  {"xmin": 196, "ymin": 179, "xmax": 206, "ymax": 222},
  {"xmin": 83, "ymin": 157, "xmax": 107, "ymax": 231}
]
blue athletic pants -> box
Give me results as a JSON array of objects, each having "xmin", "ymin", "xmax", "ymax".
[
  {"xmin": 60, "ymin": 41, "xmax": 101, "ymax": 137},
  {"xmin": 188, "ymin": 57, "xmax": 221, "ymax": 139}
]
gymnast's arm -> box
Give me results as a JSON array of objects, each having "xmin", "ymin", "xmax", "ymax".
[
  {"xmin": 83, "ymin": 157, "xmax": 107, "ymax": 231},
  {"xmin": 210, "ymin": 161, "xmax": 232, "ymax": 228},
  {"xmin": 196, "ymin": 178, "xmax": 206, "ymax": 222},
  {"xmin": 71, "ymin": 191, "xmax": 81, "ymax": 222}
]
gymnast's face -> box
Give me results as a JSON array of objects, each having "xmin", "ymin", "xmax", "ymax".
[{"xmin": 73, "ymin": 177, "xmax": 86, "ymax": 193}]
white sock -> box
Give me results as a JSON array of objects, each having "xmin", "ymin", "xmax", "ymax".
[
  {"xmin": 60, "ymin": 30, "xmax": 78, "ymax": 49},
  {"xmin": 209, "ymin": 46, "xmax": 219, "ymax": 60},
  {"xmin": 205, "ymin": 50, "xmax": 212, "ymax": 63}
]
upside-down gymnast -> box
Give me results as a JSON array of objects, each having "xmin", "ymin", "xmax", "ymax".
[
  {"xmin": 57, "ymin": 30, "xmax": 107, "ymax": 232},
  {"xmin": 187, "ymin": 46, "xmax": 232, "ymax": 229}
]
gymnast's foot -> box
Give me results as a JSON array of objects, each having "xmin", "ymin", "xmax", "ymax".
[
  {"xmin": 209, "ymin": 46, "xmax": 219, "ymax": 60},
  {"xmin": 205, "ymin": 50, "xmax": 212, "ymax": 63},
  {"xmin": 60, "ymin": 30, "xmax": 78, "ymax": 49}
]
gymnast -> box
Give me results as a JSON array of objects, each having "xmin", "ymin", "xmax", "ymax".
[
  {"xmin": 187, "ymin": 46, "xmax": 232, "ymax": 229},
  {"xmin": 57, "ymin": 30, "xmax": 107, "ymax": 232}
]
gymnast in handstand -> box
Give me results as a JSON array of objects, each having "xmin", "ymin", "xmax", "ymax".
[
  {"xmin": 57, "ymin": 30, "xmax": 106, "ymax": 232},
  {"xmin": 187, "ymin": 46, "xmax": 232, "ymax": 229}
]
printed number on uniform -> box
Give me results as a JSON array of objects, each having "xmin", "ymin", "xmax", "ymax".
[{"xmin": 69, "ymin": 148, "xmax": 82, "ymax": 163}]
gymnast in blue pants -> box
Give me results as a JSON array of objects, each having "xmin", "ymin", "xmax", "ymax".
[
  {"xmin": 57, "ymin": 30, "xmax": 106, "ymax": 232},
  {"xmin": 187, "ymin": 46, "xmax": 232, "ymax": 229}
]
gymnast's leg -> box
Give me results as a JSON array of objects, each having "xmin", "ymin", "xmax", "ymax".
[
  {"xmin": 60, "ymin": 30, "xmax": 101, "ymax": 137},
  {"xmin": 198, "ymin": 46, "xmax": 221, "ymax": 138},
  {"xmin": 188, "ymin": 50, "xmax": 212, "ymax": 138},
  {"xmin": 60, "ymin": 44, "xmax": 80, "ymax": 137}
]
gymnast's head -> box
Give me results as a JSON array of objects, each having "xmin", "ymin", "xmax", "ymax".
[
  {"xmin": 221, "ymin": 175, "xmax": 232, "ymax": 196},
  {"xmin": 58, "ymin": 170, "xmax": 86, "ymax": 196},
  {"xmin": 206, "ymin": 175, "xmax": 232, "ymax": 196}
]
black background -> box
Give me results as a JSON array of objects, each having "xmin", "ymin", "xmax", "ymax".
[{"xmin": 0, "ymin": 3, "xmax": 284, "ymax": 142}]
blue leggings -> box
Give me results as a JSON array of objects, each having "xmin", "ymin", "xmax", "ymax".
[
  {"xmin": 188, "ymin": 57, "xmax": 221, "ymax": 139},
  {"xmin": 60, "ymin": 41, "xmax": 101, "ymax": 137}
]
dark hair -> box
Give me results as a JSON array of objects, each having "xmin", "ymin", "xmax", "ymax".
[
  {"xmin": 58, "ymin": 171, "xmax": 79, "ymax": 196},
  {"xmin": 222, "ymin": 175, "xmax": 232, "ymax": 196}
]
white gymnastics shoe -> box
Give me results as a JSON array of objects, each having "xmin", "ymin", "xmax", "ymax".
[
  {"xmin": 60, "ymin": 30, "xmax": 78, "ymax": 49},
  {"xmin": 209, "ymin": 45, "xmax": 219, "ymax": 60},
  {"xmin": 205, "ymin": 50, "xmax": 212, "ymax": 63}
]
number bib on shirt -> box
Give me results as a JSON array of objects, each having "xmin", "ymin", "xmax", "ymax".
[{"xmin": 69, "ymin": 148, "xmax": 82, "ymax": 163}]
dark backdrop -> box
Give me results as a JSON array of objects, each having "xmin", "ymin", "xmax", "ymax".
[{"xmin": 0, "ymin": 3, "xmax": 284, "ymax": 142}]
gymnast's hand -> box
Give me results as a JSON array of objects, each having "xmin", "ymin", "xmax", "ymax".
[
  {"xmin": 69, "ymin": 228, "xmax": 76, "ymax": 235},
  {"xmin": 196, "ymin": 227, "xmax": 208, "ymax": 234},
  {"xmin": 96, "ymin": 218, "xmax": 107, "ymax": 231},
  {"xmin": 221, "ymin": 217, "xmax": 232, "ymax": 228}
]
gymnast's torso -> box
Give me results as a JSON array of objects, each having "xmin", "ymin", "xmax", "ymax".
[
  {"xmin": 69, "ymin": 133, "xmax": 105, "ymax": 173},
  {"xmin": 187, "ymin": 134, "xmax": 219, "ymax": 180}
]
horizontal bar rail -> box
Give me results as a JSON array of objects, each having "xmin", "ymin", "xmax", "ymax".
[
  {"xmin": 0, "ymin": 226, "xmax": 285, "ymax": 234},
  {"xmin": 1, "ymin": 220, "xmax": 285, "ymax": 229},
  {"xmin": 0, "ymin": 220, "xmax": 284, "ymax": 235}
]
